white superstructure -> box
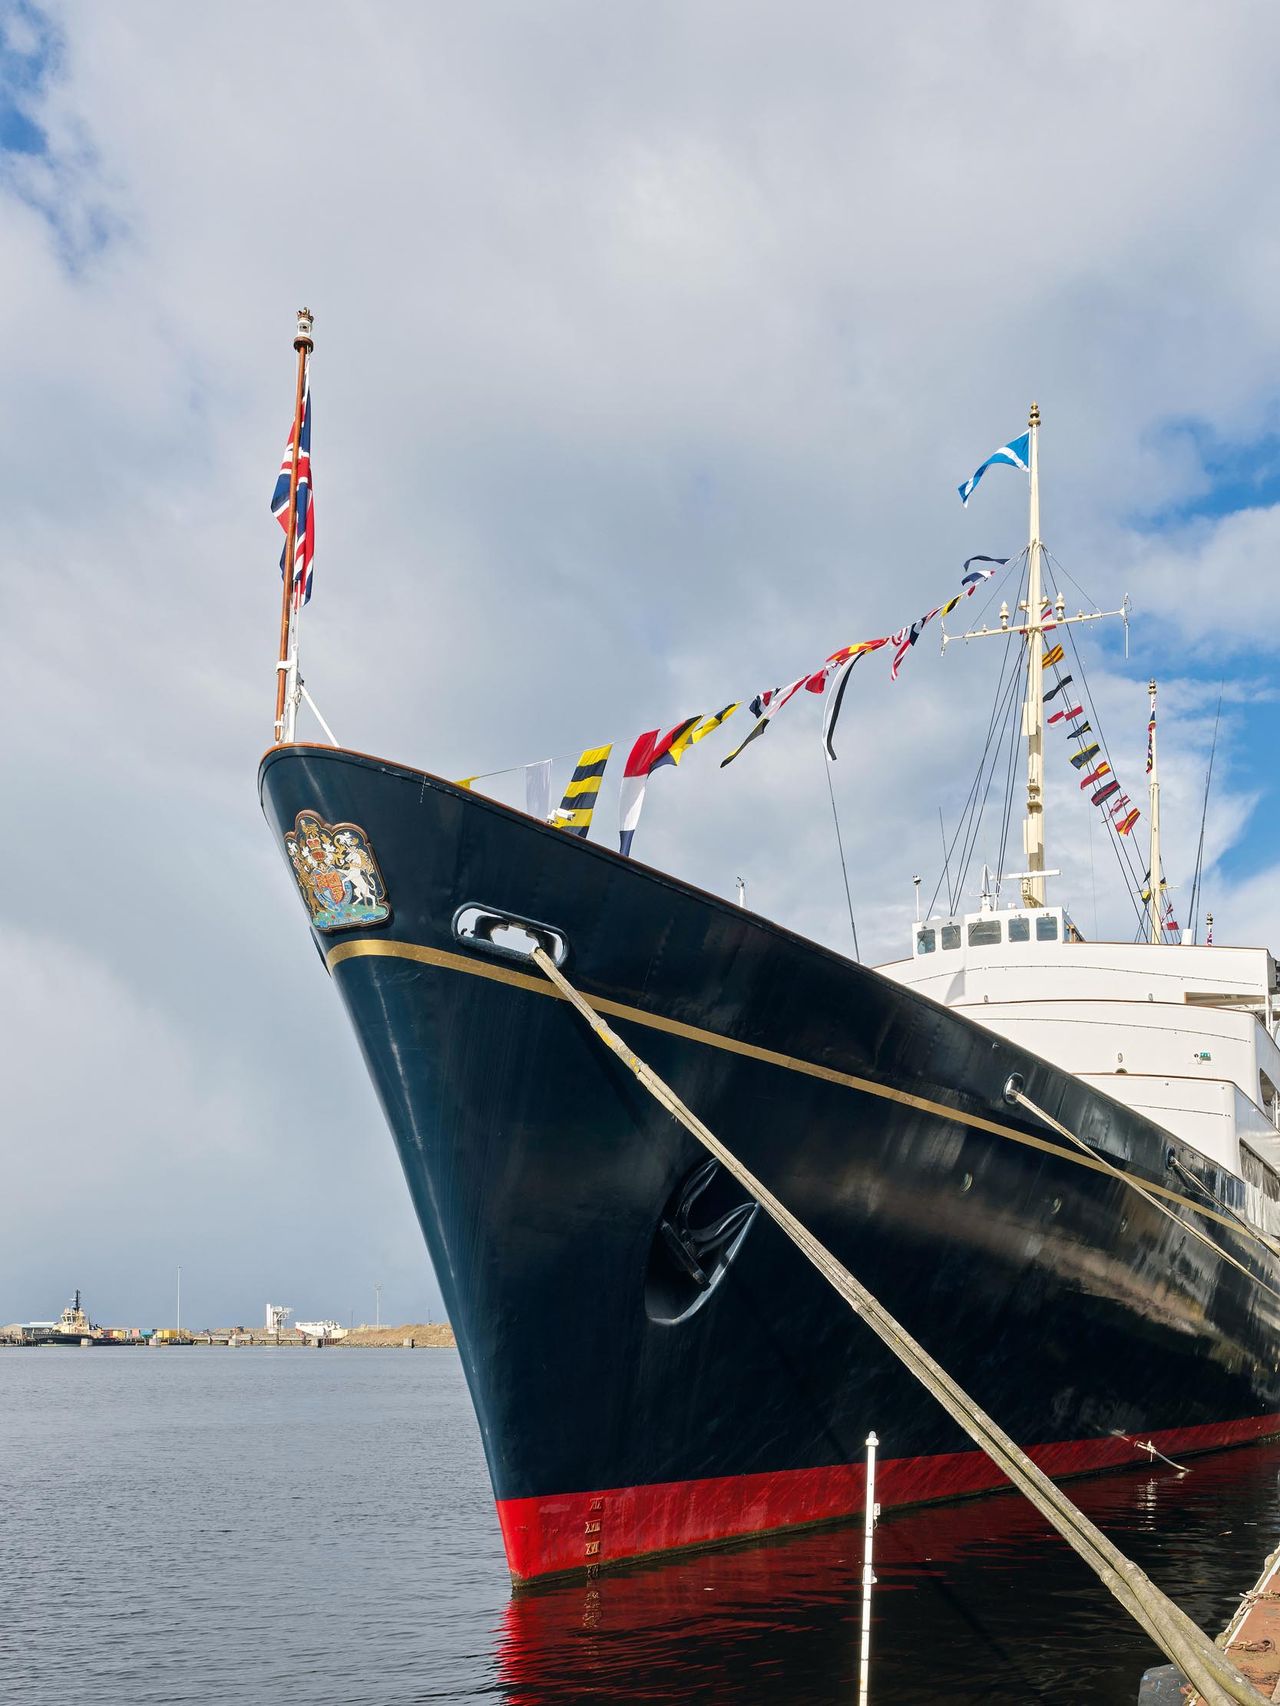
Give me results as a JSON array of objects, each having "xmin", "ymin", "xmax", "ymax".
[
  {"xmin": 881, "ymin": 905, "xmax": 1280, "ymax": 1195},
  {"xmin": 878, "ymin": 400, "xmax": 1280, "ymax": 1237}
]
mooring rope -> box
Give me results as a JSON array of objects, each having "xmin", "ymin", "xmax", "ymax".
[
  {"xmin": 530, "ymin": 946, "xmax": 1265, "ymax": 1706},
  {"xmin": 1006, "ymin": 1084, "xmax": 1280, "ymax": 1304}
]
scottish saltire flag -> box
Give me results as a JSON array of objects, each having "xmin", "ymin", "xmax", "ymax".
[
  {"xmin": 957, "ymin": 433, "xmax": 1030, "ymax": 507},
  {"xmin": 271, "ymin": 387, "xmax": 314, "ymax": 607}
]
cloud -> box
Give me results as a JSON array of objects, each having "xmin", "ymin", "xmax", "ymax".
[{"xmin": 2, "ymin": 1, "xmax": 1277, "ymax": 1321}]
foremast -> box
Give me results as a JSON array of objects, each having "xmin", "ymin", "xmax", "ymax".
[{"xmin": 943, "ymin": 402, "xmax": 1127, "ymax": 913}]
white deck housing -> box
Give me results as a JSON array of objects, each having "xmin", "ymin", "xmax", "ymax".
[{"xmin": 880, "ymin": 908, "xmax": 1280, "ymax": 1207}]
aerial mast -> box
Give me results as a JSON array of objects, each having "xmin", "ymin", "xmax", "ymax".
[
  {"xmin": 1022, "ymin": 402, "xmax": 1046, "ymax": 907},
  {"xmin": 273, "ymin": 308, "xmax": 314, "ymax": 745},
  {"xmin": 1146, "ymin": 679, "xmax": 1162, "ymax": 944}
]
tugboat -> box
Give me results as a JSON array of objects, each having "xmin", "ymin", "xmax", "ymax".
[
  {"xmin": 24, "ymin": 1290, "xmax": 99, "ymax": 1345},
  {"xmin": 260, "ymin": 316, "xmax": 1280, "ymax": 1584}
]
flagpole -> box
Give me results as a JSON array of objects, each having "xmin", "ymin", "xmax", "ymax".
[
  {"xmin": 273, "ymin": 307, "xmax": 313, "ymax": 744},
  {"xmin": 1147, "ymin": 678, "xmax": 1161, "ymax": 944},
  {"xmin": 1022, "ymin": 400, "xmax": 1046, "ymax": 907}
]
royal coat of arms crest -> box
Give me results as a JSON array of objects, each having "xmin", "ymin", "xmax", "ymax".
[{"xmin": 285, "ymin": 812, "xmax": 391, "ymax": 932}]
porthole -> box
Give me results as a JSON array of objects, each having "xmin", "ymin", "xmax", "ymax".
[
  {"xmin": 1050, "ymin": 1197, "xmax": 1062, "ymax": 1215},
  {"xmin": 961, "ymin": 1172, "xmax": 974, "ymax": 1192}
]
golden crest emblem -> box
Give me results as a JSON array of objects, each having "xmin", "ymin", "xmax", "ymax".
[{"xmin": 285, "ymin": 812, "xmax": 391, "ymax": 932}]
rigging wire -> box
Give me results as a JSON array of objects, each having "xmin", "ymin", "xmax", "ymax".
[
  {"xmin": 1042, "ymin": 551, "xmax": 1149, "ymax": 936},
  {"xmin": 954, "ymin": 646, "xmax": 1026, "ymax": 910},
  {"xmin": 925, "ymin": 597, "xmax": 1026, "ymax": 922},
  {"xmin": 992, "ymin": 621, "xmax": 1027, "ymax": 904},
  {"xmin": 924, "ymin": 633, "xmax": 1015, "ymax": 920},
  {"xmin": 822, "ymin": 752, "xmax": 861, "ymax": 962},
  {"xmin": 946, "ymin": 545, "xmax": 1030, "ymax": 642},
  {"xmin": 938, "ymin": 807, "xmax": 955, "ymax": 916},
  {"xmin": 1188, "ymin": 684, "xmax": 1224, "ymax": 943},
  {"xmin": 953, "ymin": 557, "xmax": 1030, "ymax": 907}
]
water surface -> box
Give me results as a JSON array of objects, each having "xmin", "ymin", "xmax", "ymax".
[{"xmin": 2, "ymin": 1348, "xmax": 1275, "ymax": 1703}]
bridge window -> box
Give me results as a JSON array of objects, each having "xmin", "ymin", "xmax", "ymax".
[
  {"xmin": 1008, "ymin": 916, "xmax": 1030, "ymax": 942},
  {"xmin": 1036, "ymin": 915, "xmax": 1059, "ymax": 942},
  {"xmin": 1242, "ymin": 1143, "xmax": 1280, "ymax": 1204},
  {"xmin": 968, "ymin": 919, "xmax": 1002, "ymax": 946},
  {"xmin": 941, "ymin": 924, "xmax": 961, "ymax": 950},
  {"xmin": 916, "ymin": 928, "xmax": 936, "ymax": 955}
]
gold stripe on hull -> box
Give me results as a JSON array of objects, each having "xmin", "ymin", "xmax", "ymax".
[{"xmin": 326, "ymin": 936, "xmax": 1250, "ymax": 1242}]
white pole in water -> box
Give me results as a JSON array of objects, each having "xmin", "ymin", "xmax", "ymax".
[
  {"xmin": 1022, "ymin": 401, "xmax": 1046, "ymax": 909},
  {"xmin": 858, "ymin": 1431, "xmax": 879, "ymax": 1706}
]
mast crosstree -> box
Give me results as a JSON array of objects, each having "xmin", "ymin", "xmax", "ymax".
[{"xmin": 941, "ymin": 402, "xmax": 1127, "ymax": 910}]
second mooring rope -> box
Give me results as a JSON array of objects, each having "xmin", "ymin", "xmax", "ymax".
[{"xmin": 529, "ymin": 946, "xmax": 1264, "ymax": 1706}]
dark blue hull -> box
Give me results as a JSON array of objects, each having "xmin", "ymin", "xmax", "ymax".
[{"xmin": 260, "ymin": 743, "xmax": 1280, "ymax": 1580}]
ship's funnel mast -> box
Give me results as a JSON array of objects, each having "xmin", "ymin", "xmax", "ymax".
[{"xmin": 1022, "ymin": 403, "xmax": 1045, "ymax": 908}]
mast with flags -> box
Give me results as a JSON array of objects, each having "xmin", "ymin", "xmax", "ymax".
[
  {"xmin": 1146, "ymin": 678, "xmax": 1163, "ymax": 944},
  {"xmin": 941, "ymin": 404, "xmax": 1129, "ymax": 910},
  {"xmin": 272, "ymin": 307, "xmax": 315, "ymax": 745}
]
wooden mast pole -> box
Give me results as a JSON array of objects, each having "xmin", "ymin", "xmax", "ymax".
[{"xmin": 273, "ymin": 308, "xmax": 314, "ymax": 743}]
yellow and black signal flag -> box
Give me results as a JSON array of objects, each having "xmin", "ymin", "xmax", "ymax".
[
  {"xmin": 687, "ymin": 703, "xmax": 739, "ymax": 751},
  {"xmin": 1042, "ymin": 643, "xmax": 1065, "ymax": 669},
  {"xmin": 655, "ymin": 704, "xmax": 741, "ymax": 774},
  {"xmin": 554, "ymin": 743, "xmax": 613, "ymax": 838}
]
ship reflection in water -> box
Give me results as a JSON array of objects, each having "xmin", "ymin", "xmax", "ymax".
[{"xmin": 495, "ymin": 1445, "xmax": 1280, "ymax": 1706}]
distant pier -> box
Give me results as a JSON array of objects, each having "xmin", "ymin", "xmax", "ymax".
[{"xmin": 0, "ymin": 1321, "xmax": 456, "ymax": 1349}]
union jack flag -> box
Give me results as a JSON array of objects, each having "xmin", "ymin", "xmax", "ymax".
[{"xmin": 271, "ymin": 387, "xmax": 314, "ymax": 608}]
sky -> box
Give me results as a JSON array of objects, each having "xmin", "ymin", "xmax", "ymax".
[{"xmin": 1, "ymin": 2, "xmax": 1277, "ymax": 1328}]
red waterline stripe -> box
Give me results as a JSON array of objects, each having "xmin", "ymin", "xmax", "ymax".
[{"xmin": 496, "ymin": 1411, "xmax": 1280, "ymax": 1582}]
